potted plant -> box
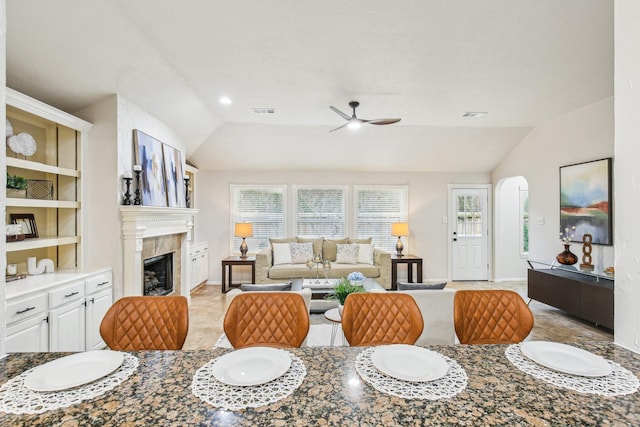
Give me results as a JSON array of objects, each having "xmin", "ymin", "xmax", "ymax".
[
  {"xmin": 6, "ymin": 173, "xmax": 27, "ymax": 197},
  {"xmin": 325, "ymin": 277, "xmax": 365, "ymax": 316}
]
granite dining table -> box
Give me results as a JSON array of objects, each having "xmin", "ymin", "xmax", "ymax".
[{"xmin": 1, "ymin": 342, "xmax": 639, "ymax": 426}]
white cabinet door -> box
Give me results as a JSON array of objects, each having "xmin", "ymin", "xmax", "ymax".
[
  {"xmin": 6, "ymin": 315, "xmax": 49, "ymax": 353},
  {"xmin": 199, "ymin": 251, "xmax": 209, "ymax": 284},
  {"xmin": 86, "ymin": 289, "xmax": 112, "ymax": 350},
  {"xmin": 50, "ymin": 301, "xmax": 86, "ymax": 352}
]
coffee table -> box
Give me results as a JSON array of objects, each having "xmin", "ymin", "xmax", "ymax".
[{"xmin": 290, "ymin": 278, "xmax": 384, "ymax": 300}]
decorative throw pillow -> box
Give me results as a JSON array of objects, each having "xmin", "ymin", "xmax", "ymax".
[
  {"xmin": 296, "ymin": 237, "xmax": 324, "ymax": 257},
  {"xmin": 240, "ymin": 283, "xmax": 292, "ymax": 292},
  {"xmin": 322, "ymin": 237, "xmax": 349, "ymax": 261},
  {"xmin": 335, "ymin": 243, "xmax": 359, "ymax": 264},
  {"xmin": 290, "ymin": 242, "xmax": 313, "ymax": 264},
  {"xmin": 357, "ymin": 244, "xmax": 374, "ymax": 265},
  {"xmin": 272, "ymin": 243, "xmax": 293, "ymax": 265},
  {"xmin": 397, "ymin": 281, "xmax": 447, "ymax": 290}
]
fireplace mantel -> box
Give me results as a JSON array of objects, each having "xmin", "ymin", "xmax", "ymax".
[{"xmin": 119, "ymin": 206, "xmax": 199, "ymax": 301}]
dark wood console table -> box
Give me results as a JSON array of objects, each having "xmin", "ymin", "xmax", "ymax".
[
  {"xmin": 391, "ymin": 255, "xmax": 423, "ymax": 291},
  {"xmin": 221, "ymin": 256, "xmax": 256, "ymax": 293},
  {"xmin": 527, "ymin": 267, "xmax": 613, "ymax": 330}
]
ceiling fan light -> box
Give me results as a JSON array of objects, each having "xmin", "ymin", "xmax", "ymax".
[{"xmin": 347, "ymin": 121, "xmax": 361, "ymax": 130}]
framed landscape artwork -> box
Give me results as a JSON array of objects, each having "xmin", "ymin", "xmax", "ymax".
[
  {"xmin": 559, "ymin": 158, "xmax": 612, "ymax": 245},
  {"xmin": 162, "ymin": 143, "xmax": 186, "ymax": 208},
  {"xmin": 134, "ymin": 130, "xmax": 167, "ymax": 207}
]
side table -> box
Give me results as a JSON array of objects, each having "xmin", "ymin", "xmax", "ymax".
[
  {"xmin": 324, "ymin": 307, "xmax": 346, "ymax": 346},
  {"xmin": 391, "ymin": 255, "xmax": 423, "ymax": 291},
  {"xmin": 221, "ymin": 256, "xmax": 256, "ymax": 293}
]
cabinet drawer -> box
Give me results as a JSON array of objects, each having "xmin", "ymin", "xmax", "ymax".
[
  {"xmin": 6, "ymin": 293, "xmax": 48, "ymax": 325},
  {"xmin": 49, "ymin": 281, "xmax": 86, "ymax": 308},
  {"xmin": 86, "ymin": 271, "xmax": 113, "ymax": 294}
]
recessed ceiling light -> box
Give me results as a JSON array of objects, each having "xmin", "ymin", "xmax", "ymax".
[
  {"xmin": 462, "ymin": 112, "xmax": 488, "ymax": 118},
  {"xmin": 219, "ymin": 96, "xmax": 232, "ymax": 105}
]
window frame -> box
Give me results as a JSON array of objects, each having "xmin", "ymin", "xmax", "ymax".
[
  {"xmin": 292, "ymin": 185, "xmax": 348, "ymax": 239},
  {"xmin": 353, "ymin": 185, "xmax": 409, "ymax": 252}
]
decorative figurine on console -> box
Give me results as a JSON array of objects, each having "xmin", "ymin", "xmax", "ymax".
[
  {"xmin": 27, "ymin": 257, "xmax": 55, "ymax": 275},
  {"xmin": 184, "ymin": 175, "xmax": 191, "ymax": 208},
  {"xmin": 580, "ymin": 233, "xmax": 594, "ymax": 271}
]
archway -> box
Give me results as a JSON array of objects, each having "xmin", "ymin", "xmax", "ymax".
[{"xmin": 494, "ymin": 176, "xmax": 529, "ymax": 281}]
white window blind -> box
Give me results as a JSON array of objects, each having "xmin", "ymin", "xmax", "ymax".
[
  {"xmin": 230, "ymin": 185, "xmax": 286, "ymax": 254},
  {"xmin": 294, "ymin": 187, "xmax": 346, "ymax": 238},
  {"xmin": 355, "ymin": 186, "xmax": 408, "ymax": 252}
]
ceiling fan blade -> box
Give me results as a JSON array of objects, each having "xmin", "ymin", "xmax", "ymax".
[
  {"xmin": 330, "ymin": 106, "xmax": 351, "ymax": 121},
  {"xmin": 329, "ymin": 122, "xmax": 350, "ymax": 132},
  {"xmin": 366, "ymin": 118, "xmax": 401, "ymax": 125}
]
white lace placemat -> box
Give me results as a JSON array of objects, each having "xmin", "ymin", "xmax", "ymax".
[
  {"xmin": 0, "ymin": 353, "xmax": 139, "ymax": 415},
  {"xmin": 355, "ymin": 347, "xmax": 468, "ymax": 400},
  {"xmin": 505, "ymin": 344, "xmax": 639, "ymax": 397},
  {"xmin": 192, "ymin": 351, "xmax": 306, "ymax": 410}
]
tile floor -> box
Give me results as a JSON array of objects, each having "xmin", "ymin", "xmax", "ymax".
[{"xmin": 182, "ymin": 281, "xmax": 613, "ymax": 350}]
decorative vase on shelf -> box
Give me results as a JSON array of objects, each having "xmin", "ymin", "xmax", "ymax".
[{"xmin": 556, "ymin": 244, "xmax": 578, "ymax": 265}]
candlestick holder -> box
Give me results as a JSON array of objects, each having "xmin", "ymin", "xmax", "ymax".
[
  {"xmin": 122, "ymin": 177, "xmax": 133, "ymax": 205},
  {"xmin": 133, "ymin": 169, "xmax": 142, "ymax": 205},
  {"xmin": 184, "ymin": 177, "xmax": 191, "ymax": 208}
]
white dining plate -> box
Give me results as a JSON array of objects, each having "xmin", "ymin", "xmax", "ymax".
[
  {"xmin": 24, "ymin": 350, "xmax": 125, "ymax": 392},
  {"xmin": 371, "ymin": 344, "xmax": 449, "ymax": 382},
  {"xmin": 520, "ymin": 341, "xmax": 612, "ymax": 377},
  {"xmin": 212, "ymin": 347, "xmax": 292, "ymax": 386}
]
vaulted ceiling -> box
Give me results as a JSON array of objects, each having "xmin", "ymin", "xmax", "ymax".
[{"xmin": 6, "ymin": 1, "xmax": 612, "ymax": 172}]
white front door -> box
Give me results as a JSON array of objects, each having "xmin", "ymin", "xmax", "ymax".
[{"xmin": 450, "ymin": 186, "xmax": 489, "ymax": 281}]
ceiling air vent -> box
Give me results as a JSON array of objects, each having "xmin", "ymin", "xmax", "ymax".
[
  {"xmin": 252, "ymin": 108, "xmax": 276, "ymax": 115},
  {"xmin": 462, "ymin": 112, "xmax": 488, "ymax": 118}
]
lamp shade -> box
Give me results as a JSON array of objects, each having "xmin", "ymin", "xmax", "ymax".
[
  {"xmin": 391, "ymin": 222, "xmax": 409, "ymax": 237},
  {"xmin": 234, "ymin": 223, "xmax": 253, "ymax": 238}
]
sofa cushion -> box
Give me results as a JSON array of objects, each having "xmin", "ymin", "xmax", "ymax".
[
  {"xmin": 269, "ymin": 263, "xmax": 313, "ymax": 279},
  {"xmin": 357, "ymin": 243, "xmax": 374, "ymax": 265},
  {"xmin": 322, "ymin": 237, "xmax": 348, "ymax": 261},
  {"xmin": 269, "ymin": 237, "xmax": 297, "ymax": 247},
  {"xmin": 273, "ymin": 243, "xmax": 293, "ymax": 265},
  {"xmin": 290, "ymin": 242, "xmax": 313, "ymax": 264},
  {"xmin": 349, "ymin": 237, "xmax": 372, "ymax": 244},
  {"xmin": 296, "ymin": 237, "xmax": 324, "ymax": 257},
  {"xmin": 397, "ymin": 281, "xmax": 447, "ymax": 290},
  {"xmin": 336, "ymin": 244, "xmax": 359, "ymax": 264},
  {"xmin": 241, "ymin": 282, "xmax": 292, "ymax": 292}
]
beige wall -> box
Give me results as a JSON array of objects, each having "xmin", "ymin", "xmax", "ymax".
[
  {"xmin": 492, "ymin": 97, "xmax": 615, "ymax": 269},
  {"xmin": 195, "ymin": 169, "xmax": 490, "ymax": 284}
]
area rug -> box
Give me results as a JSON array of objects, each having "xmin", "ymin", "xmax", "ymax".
[{"xmin": 215, "ymin": 324, "xmax": 347, "ymax": 348}]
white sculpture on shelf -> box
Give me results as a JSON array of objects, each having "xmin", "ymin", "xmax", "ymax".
[
  {"xmin": 27, "ymin": 257, "xmax": 55, "ymax": 275},
  {"xmin": 7, "ymin": 132, "xmax": 37, "ymax": 157}
]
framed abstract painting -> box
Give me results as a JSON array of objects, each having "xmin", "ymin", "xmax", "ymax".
[
  {"xmin": 162, "ymin": 143, "xmax": 186, "ymax": 208},
  {"xmin": 559, "ymin": 158, "xmax": 612, "ymax": 245},
  {"xmin": 134, "ymin": 130, "xmax": 167, "ymax": 207}
]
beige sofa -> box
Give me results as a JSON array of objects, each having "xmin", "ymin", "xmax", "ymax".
[{"xmin": 254, "ymin": 237, "xmax": 391, "ymax": 289}]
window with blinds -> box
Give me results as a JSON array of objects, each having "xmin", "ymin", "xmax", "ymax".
[
  {"xmin": 294, "ymin": 186, "xmax": 346, "ymax": 238},
  {"xmin": 230, "ymin": 185, "xmax": 286, "ymax": 254},
  {"xmin": 355, "ymin": 186, "xmax": 408, "ymax": 252}
]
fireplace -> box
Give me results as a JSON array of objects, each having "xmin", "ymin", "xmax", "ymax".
[{"xmin": 143, "ymin": 253, "xmax": 174, "ymax": 296}]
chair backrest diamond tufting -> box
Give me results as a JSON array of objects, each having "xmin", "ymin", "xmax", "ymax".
[
  {"xmin": 453, "ymin": 290, "xmax": 534, "ymax": 345},
  {"xmin": 341, "ymin": 293, "xmax": 424, "ymax": 346},
  {"xmin": 224, "ymin": 292, "xmax": 310, "ymax": 349},
  {"xmin": 100, "ymin": 296, "xmax": 189, "ymax": 351}
]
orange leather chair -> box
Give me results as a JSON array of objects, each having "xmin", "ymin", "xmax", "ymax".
[
  {"xmin": 453, "ymin": 290, "xmax": 534, "ymax": 345},
  {"xmin": 341, "ymin": 293, "xmax": 424, "ymax": 346},
  {"xmin": 100, "ymin": 296, "xmax": 189, "ymax": 351},
  {"xmin": 224, "ymin": 292, "xmax": 310, "ymax": 349}
]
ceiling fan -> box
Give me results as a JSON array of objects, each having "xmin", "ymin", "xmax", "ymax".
[{"xmin": 329, "ymin": 101, "xmax": 401, "ymax": 132}]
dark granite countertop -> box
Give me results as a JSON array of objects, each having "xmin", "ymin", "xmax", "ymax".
[{"xmin": 1, "ymin": 343, "xmax": 639, "ymax": 426}]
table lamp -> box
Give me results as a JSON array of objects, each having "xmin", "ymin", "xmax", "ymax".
[
  {"xmin": 391, "ymin": 222, "xmax": 409, "ymax": 257},
  {"xmin": 234, "ymin": 223, "xmax": 253, "ymax": 258}
]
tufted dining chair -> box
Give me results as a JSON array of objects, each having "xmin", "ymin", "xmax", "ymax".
[
  {"xmin": 453, "ymin": 290, "xmax": 534, "ymax": 345},
  {"xmin": 100, "ymin": 296, "xmax": 190, "ymax": 351},
  {"xmin": 224, "ymin": 292, "xmax": 310, "ymax": 349},
  {"xmin": 341, "ymin": 293, "xmax": 424, "ymax": 346}
]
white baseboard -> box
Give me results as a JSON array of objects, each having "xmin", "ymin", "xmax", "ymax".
[{"xmin": 494, "ymin": 277, "xmax": 526, "ymax": 282}]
